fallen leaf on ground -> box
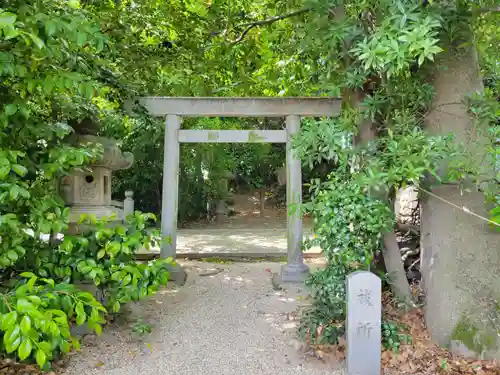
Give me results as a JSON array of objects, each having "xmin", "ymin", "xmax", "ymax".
[{"xmin": 303, "ymin": 286, "xmax": 500, "ymax": 375}]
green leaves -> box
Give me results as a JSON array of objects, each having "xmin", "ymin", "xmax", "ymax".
[
  {"xmin": 4, "ymin": 325, "xmax": 21, "ymax": 353},
  {"xmin": 350, "ymin": 12, "xmax": 444, "ymax": 77},
  {"xmin": 0, "ymin": 11, "xmax": 16, "ymax": 29},
  {"xmin": 382, "ymin": 321, "xmax": 411, "ymax": 352},
  {"xmin": 0, "ymin": 276, "xmax": 107, "ymax": 367},
  {"xmin": 75, "ymin": 302, "xmax": 86, "ymax": 325},
  {"xmin": 20, "ymin": 315, "xmax": 31, "ymax": 335},
  {"xmin": 28, "ymin": 33, "xmax": 45, "ymax": 49},
  {"xmin": 489, "ymin": 205, "xmax": 500, "ymax": 232},
  {"xmin": 9, "ymin": 184, "xmax": 30, "ymax": 199},
  {"xmin": 185, "ymin": 1, "xmax": 208, "ymax": 17},
  {"xmin": 1, "ymin": 311, "xmax": 18, "ymax": 331},
  {"xmin": 18, "ymin": 338, "xmax": 32, "ymax": 360},
  {"xmin": 122, "ymin": 274, "xmax": 132, "ymax": 286},
  {"xmin": 35, "ymin": 348, "xmax": 47, "ymax": 368},
  {"xmin": 44, "ymin": 20, "xmax": 57, "ymax": 37},
  {"xmin": 11, "ymin": 164, "xmax": 27, "ymax": 176},
  {"xmin": 17, "ymin": 299, "xmax": 35, "ymax": 314},
  {"xmin": 4, "ymin": 103, "xmax": 17, "ymax": 116}
]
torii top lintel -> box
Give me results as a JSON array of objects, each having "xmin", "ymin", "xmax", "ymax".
[{"xmin": 138, "ymin": 97, "xmax": 342, "ymax": 117}]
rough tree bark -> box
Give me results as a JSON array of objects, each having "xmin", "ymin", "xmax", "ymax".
[
  {"xmin": 421, "ymin": 39, "xmax": 500, "ymax": 359},
  {"xmin": 382, "ymin": 230, "xmax": 413, "ymax": 303}
]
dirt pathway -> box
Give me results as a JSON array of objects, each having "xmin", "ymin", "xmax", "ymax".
[
  {"xmin": 185, "ymin": 193, "xmax": 313, "ymax": 230},
  {"xmin": 140, "ymin": 193, "xmax": 320, "ymax": 256}
]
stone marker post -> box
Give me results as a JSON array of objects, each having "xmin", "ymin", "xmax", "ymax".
[
  {"xmin": 346, "ymin": 270, "xmax": 381, "ymax": 375},
  {"xmin": 123, "ymin": 190, "xmax": 134, "ymax": 218}
]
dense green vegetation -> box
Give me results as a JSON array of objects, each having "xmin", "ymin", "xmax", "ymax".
[{"xmin": 0, "ymin": 0, "xmax": 498, "ymax": 369}]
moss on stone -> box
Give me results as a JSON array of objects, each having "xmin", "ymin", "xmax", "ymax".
[
  {"xmin": 248, "ymin": 131, "xmax": 265, "ymax": 143},
  {"xmin": 207, "ymin": 131, "xmax": 218, "ymax": 141},
  {"xmin": 451, "ymin": 315, "xmax": 497, "ymax": 354}
]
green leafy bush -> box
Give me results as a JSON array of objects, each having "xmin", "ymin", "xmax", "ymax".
[
  {"xmin": 0, "ymin": 211, "xmax": 173, "ymax": 369},
  {"xmin": 0, "ymin": 273, "xmax": 105, "ymax": 369},
  {"xmin": 0, "ymin": 206, "xmax": 172, "ymax": 369},
  {"xmin": 36, "ymin": 212, "xmax": 174, "ymax": 313},
  {"xmin": 382, "ymin": 321, "xmax": 412, "ymax": 353},
  {"xmin": 299, "ymin": 174, "xmax": 393, "ymax": 344}
]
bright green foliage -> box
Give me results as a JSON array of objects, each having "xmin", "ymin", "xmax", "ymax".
[
  {"xmin": 471, "ymin": 6, "xmax": 500, "ymax": 229},
  {"xmin": 304, "ymin": 175, "xmax": 394, "ymax": 266},
  {"xmin": 465, "ymin": 90, "xmax": 500, "ymax": 230},
  {"xmin": 0, "ymin": 273, "xmax": 104, "ymax": 369},
  {"xmin": 491, "ymin": 206, "xmax": 500, "ymax": 231},
  {"xmin": 0, "ymin": 0, "xmax": 109, "ymax": 294},
  {"xmin": 132, "ymin": 320, "xmax": 153, "ymax": 337},
  {"xmin": 299, "ymin": 174, "xmax": 393, "ymax": 343},
  {"xmin": 34, "ymin": 212, "xmax": 173, "ymax": 312},
  {"xmin": 0, "ymin": 0, "xmax": 179, "ymax": 367},
  {"xmin": 1, "ymin": 2, "xmax": 110, "ymax": 366},
  {"xmin": 382, "ymin": 321, "xmax": 411, "ymax": 353}
]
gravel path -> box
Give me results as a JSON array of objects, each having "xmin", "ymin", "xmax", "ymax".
[{"xmin": 62, "ymin": 261, "xmax": 344, "ymax": 375}]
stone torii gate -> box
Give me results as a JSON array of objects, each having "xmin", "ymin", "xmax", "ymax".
[{"xmin": 139, "ymin": 97, "xmax": 341, "ymax": 283}]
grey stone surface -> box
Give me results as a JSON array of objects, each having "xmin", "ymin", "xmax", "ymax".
[
  {"xmin": 421, "ymin": 186, "xmax": 500, "ymax": 360},
  {"xmin": 62, "ymin": 135, "xmax": 134, "ymax": 224},
  {"xmin": 283, "ymin": 115, "xmax": 309, "ymax": 282},
  {"xmin": 137, "ymin": 96, "xmax": 341, "ymax": 117},
  {"xmin": 280, "ymin": 262, "xmax": 310, "ymax": 283},
  {"xmin": 123, "ymin": 190, "xmax": 134, "ymax": 217},
  {"xmin": 62, "ymin": 261, "xmax": 344, "ymax": 375},
  {"xmin": 160, "ymin": 114, "xmax": 181, "ymax": 259},
  {"xmin": 346, "ymin": 271, "xmax": 381, "ymax": 375},
  {"xmin": 450, "ymin": 340, "xmax": 481, "ymax": 360},
  {"xmin": 394, "ymin": 186, "xmax": 419, "ymax": 224}
]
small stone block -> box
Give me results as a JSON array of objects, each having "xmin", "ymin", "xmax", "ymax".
[
  {"xmin": 168, "ymin": 264, "xmax": 188, "ymax": 286},
  {"xmin": 346, "ymin": 270, "xmax": 382, "ymax": 375}
]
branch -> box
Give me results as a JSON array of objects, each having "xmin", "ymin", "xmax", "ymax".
[
  {"xmin": 477, "ymin": 7, "xmax": 500, "ymax": 13},
  {"xmin": 228, "ymin": 8, "xmax": 311, "ymax": 44},
  {"xmin": 417, "ymin": 186, "xmax": 500, "ymax": 227},
  {"xmin": 382, "ymin": 231, "xmax": 414, "ymax": 304},
  {"xmin": 396, "ymin": 222, "xmax": 420, "ymax": 234},
  {"xmin": 0, "ymin": 294, "xmax": 12, "ymax": 312}
]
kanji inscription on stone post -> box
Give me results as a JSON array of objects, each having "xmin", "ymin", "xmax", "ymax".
[{"xmin": 346, "ymin": 271, "xmax": 381, "ymax": 375}]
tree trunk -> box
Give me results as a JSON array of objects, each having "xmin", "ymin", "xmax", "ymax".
[
  {"xmin": 259, "ymin": 189, "xmax": 265, "ymax": 217},
  {"xmin": 382, "ymin": 230, "xmax": 413, "ymax": 304},
  {"xmin": 421, "ymin": 41, "xmax": 500, "ymax": 359}
]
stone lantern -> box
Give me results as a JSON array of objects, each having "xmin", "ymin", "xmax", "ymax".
[
  {"xmin": 60, "ymin": 134, "xmax": 134, "ymax": 227},
  {"xmin": 276, "ymin": 165, "xmax": 286, "ymax": 186},
  {"xmin": 214, "ymin": 170, "xmax": 234, "ymax": 222}
]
